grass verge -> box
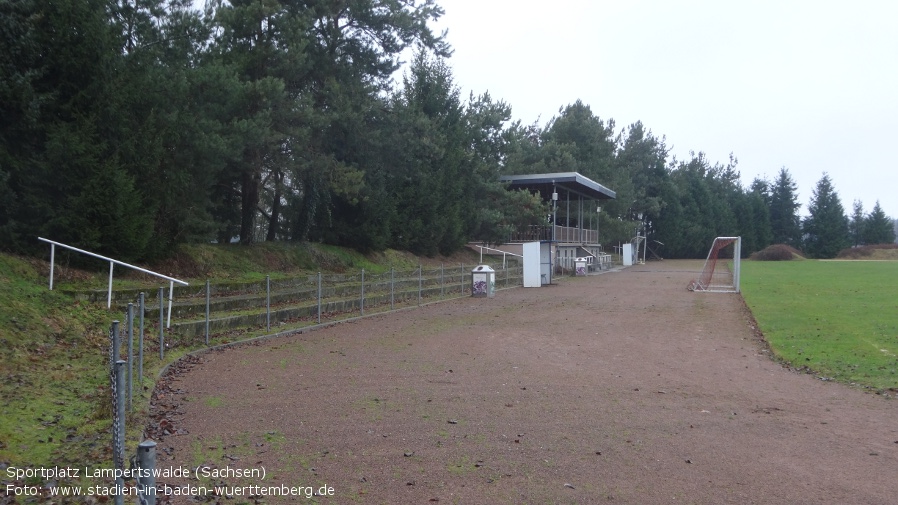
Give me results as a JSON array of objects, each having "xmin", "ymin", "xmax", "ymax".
[
  {"xmin": 741, "ymin": 259, "xmax": 898, "ymax": 391},
  {"xmin": 0, "ymin": 254, "xmax": 115, "ymax": 474},
  {"xmin": 0, "ymin": 242, "xmax": 486, "ymax": 502}
]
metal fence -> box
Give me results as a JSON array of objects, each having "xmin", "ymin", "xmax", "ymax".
[
  {"xmin": 148, "ymin": 263, "xmax": 525, "ymax": 341},
  {"xmin": 109, "ymin": 320, "xmax": 156, "ymax": 505},
  {"xmin": 104, "ymin": 262, "xmax": 522, "ymax": 503}
]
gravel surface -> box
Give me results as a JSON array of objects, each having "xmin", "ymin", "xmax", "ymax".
[{"xmin": 148, "ymin": 260, "xmax": 898, "ymax": 504}]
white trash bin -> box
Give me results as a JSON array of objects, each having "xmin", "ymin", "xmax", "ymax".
[
  {"xmin": 471, "ymin": 265, "xmax": 496, "ymax": 298},
  {"xmin": 575, "ymin": 258, "xmax": 588, "ymax": 276}
]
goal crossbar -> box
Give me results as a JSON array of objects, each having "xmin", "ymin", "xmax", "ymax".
[{"xmin": 688, "ymin": 236, "xmax": 741, "ymax": 293}]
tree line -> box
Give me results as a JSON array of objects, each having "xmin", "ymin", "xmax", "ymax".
[{"xmin": 1, "ymin": 0, "xmax": 894, "ymax": 262}]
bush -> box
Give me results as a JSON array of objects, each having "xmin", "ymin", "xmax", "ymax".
[
  {"xmin": 750, "ymin": 244, "xmax": 805, "ymax": 261},
  {"xmin": 836, "ymin": 244, "xmax": 898, "ymax": 259}
]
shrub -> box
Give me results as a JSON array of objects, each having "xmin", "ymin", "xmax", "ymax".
[
  {"xmin": 750, "ymin": 244, "xmax": 805, "ymax": 261},
  {"xmin": 836, "ymin": 244, "xmax": 898, "ymax": 259}
]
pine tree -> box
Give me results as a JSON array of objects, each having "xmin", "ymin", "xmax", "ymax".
[
  {"xmin": 387, "ymin": 52, "xmax": 466, "ymax": 256},
  {"xmin": 769, "ymin": 167, "xmax": 802, "ymax": 247},
  {"xmin": 849, "ymin": 200, "xmax": 865, "ymax": 246},
  {"xmin": 802, "ymin": 173, "xmax": 849, "ymax": 258},
  {"xmin": 862, "ymin": 201, "xmax": 896, "ymax": 245}
]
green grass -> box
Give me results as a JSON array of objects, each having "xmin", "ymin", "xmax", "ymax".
[
  {"xmin": 741, "ymin": 260, "xmax": 898, "ymax": 390},
  {"xmin": 0, "ymin": 254, "xmax": 115, "ymax": 468}
]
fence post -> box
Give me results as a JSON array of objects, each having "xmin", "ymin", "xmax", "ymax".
[
  {"xmin": 317, "ymin": 272, "xmax": 321, "ymax": 324},
  {"xmin": 460, "ymin": 263, "xmax": 464, "ymax": 294},
  {"xmin": 137, "ymin": 440, "xmax": 157, "ymax": 505},
  {"xmin": 418, "ymin": 266, "xmax": 422, "ymax": 305},
  {"xmin": 205, "ymin": 280, "xmax": 210, "ymax": 346},
  {"xmin": 113, "ymin": 360, "xmax": 126, "ymax": 505},
  {"xmin": 138, "ymin": 292, "xmax": 144, "ymax": 385},
  {"xmin": 110, "ymin": 320, "xmax": 120, "ymax": 370},
  {"xmin": 49, "ymin": 243, "xmax": 55, "ymax": 290},
  {"xmin": 440, "ymin": 263, "xmax": 444, "ymax": 296},
  {"xmin": 360, "ymin": 269, "xmax": 365, "ymax": 316},
  {"xmin": 390, "ymin": 268, "xmax": 394, "ymax": 310},
  {"xmin": 127, "ymin": 303, "xmax": 133, "ymax": 412},
  {"xmin": 158, "ymin": 287, "xmax": 164, "ymax": 361},
  {"xmin": 166, "ymin": 281, "xmax": 174, "ymax": 329},
  {"xmin": 107, "ymin": 261, "xmax": 114, "ymax": 309},
  {"xmin": 266, "ymin": 275, "xmax": 271, "ymax": 332}
]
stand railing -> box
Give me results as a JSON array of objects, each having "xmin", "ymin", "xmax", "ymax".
[
  {"xmin": 476, "ymin": 245, "xmax": 523, "ymax": 269},
  {"xmin": 508, "ymin": 225, "xmax": 598, "ymax": 244},
  {"xmin": 38, "ymin": 237, "xmax": 188, "ymax": 328}
]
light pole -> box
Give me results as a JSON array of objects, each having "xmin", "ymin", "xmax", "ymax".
[
  {"xmin": 636, "ymin": 212, "xmax": 644, "ymax": 265},
  {"xmin": 643, "ymin": 221, "xmax": 648, "ymax": 264},
  {"xmin": 551, "ymin": 189, "xmax": 558, "ymax": 242}
]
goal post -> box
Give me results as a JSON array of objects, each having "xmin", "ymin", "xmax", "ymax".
[{"xmin": 688, "ymin": 237, "xmax": 741, "ymax": 293}]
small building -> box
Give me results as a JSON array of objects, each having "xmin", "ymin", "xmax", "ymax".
[{"xmin": 476, "ymin": 172, "xmax": 616, "ymax": 281}]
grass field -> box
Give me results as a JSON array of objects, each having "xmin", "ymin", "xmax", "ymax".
[{"xmin": 741, "ymin": 260, "xmax": 898, "ymax": 391}]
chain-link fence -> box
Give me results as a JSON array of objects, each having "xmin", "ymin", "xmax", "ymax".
[{"xmin": 102, "ymin": 262, "xmax": 522, "ymax": 503}]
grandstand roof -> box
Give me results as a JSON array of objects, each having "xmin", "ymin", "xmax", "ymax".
[{"xmin": 499, "ymin": 172, "xmax": 616, "ymax": 201}]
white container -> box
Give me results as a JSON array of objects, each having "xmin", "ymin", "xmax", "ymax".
[
  {"xmin": 575, "ymin": 258, "xmax": 588, "ymax": 276},
  {"xmin": 471, "ymin": 265, "xmax": 496, "ymax": 298}
]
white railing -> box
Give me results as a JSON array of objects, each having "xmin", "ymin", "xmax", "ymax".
[
  {"xmin": 38, "ymin": 237, "xmax": 188, "ymax": 328},
  {"xmin": 477, "ymin": 245, "xmax": 523, "ymax": 269}
]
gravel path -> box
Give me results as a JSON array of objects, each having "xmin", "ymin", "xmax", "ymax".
[{"xmin": 149, "ymin": 260, "xmax": 898, "ymax": 504}]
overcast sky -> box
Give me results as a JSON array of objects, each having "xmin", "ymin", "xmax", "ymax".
[{"xmin": 419, "ymin": 0, "xmax": 898, "ymax": 218}]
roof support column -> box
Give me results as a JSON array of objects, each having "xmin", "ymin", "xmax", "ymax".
[
  {"xmin": 578, "ymin": 194, "xmax": 583, "ymax": 243},
  {"xmin": 566, "ymin": 189, "xmax": 570, "ymax": 229}
]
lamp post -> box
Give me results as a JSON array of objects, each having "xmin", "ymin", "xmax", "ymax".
[
  {"xmin": 596, "ymin": 206, "xmax": 601, "ymax": 245},
  {"xmin": 551, "ymin": 188, "xmax": 558, "ymax": 242},
  {"xmin": 643, "ymin": 221, "xmax": 648, "ymax": 264},
  {"xmin": 636, "ymin": 212, "xmax": 644, "ymax": 265}
]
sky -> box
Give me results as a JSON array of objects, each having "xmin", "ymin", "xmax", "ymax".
[{"xmin": 417, "ymin": 0, "xmax": 898, "ymax": 218}]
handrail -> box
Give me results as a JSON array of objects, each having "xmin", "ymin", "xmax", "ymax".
[
  {"xmin": 477, "ymin": 245, "xmax": 523, "ymax": 269},
  {"xmin": 38, "ymin": 237, "xmax": 188, "ymax": 328}
]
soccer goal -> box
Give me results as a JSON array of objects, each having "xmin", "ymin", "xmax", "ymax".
[{"xmin": 688, "ymin": 237, "xmax": 741, "ymax": 293}]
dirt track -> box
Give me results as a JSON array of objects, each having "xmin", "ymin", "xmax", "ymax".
[{"xmin": 150, "ymin": 260, "xmax": 898, "ymax": 504}]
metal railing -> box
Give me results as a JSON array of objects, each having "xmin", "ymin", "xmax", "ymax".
[
  {"xmin": 38, "ymin": 237, "xmax": 188, "ymax": 328},
  {"xmin": 476, "ymin": 245, "xmax": 523, "ymax": 269},
  {"xmin": 507, "ymin": 225, "xmax": 598, "ymax": 244}
]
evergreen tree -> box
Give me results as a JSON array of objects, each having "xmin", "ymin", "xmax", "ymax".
[
  {"xmin": 0, "ymin": 0, "xmax": 39, "ymax": 247},
  {"xmin": 541, "ymin": 100, "xmax": 616, "ymax": 183},
  {"xmin": 862, "ymin": 201, "xmax": 896, "ymax": 245},
  {"xmin": 736, "ymin": 185, "xmax": 772, "ymax": 256},
  {"xmin": 769, "ymin": 167, "xmax": 802, "ymax": 247},
  {"xmin": 462, "ymin": 92, "xmax": 546, "ymax": 245},
  {"xmin": 611, "ymin": 122, "xmax": 669, "ymax": 246},
  {"xmin": 386, "ymin": 53, "xmax": 466, "ymax": 256},
  {"xmin": 0, "ymin": 0, "xmax": 154, "ymax": 260},
  {"xmin": 849, "ymin": 200, "xmax": 865, "ymax": 246},
  {"xmin": 745, "ymin": 177, "xmax": 773, "ymax": 253},
  {"xmin": 802, "ymin": 173, "xmax": 849, "ymax": 258},
  {"xmin": 108, "ymin": 0, "xmax": 233, "ymax": 256},
  {"xmin": 662, "ymin": 154, "xmax": 731, "ymax": 257}
]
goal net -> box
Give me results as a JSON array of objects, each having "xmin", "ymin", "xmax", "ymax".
[{"xmin": 688, "ymin": 237, "xmax": 741, "ymax": 292}]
